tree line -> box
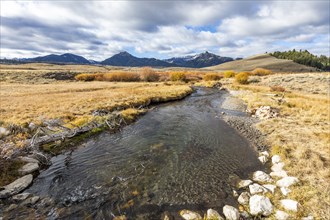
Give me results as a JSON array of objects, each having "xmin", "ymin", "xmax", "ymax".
[{"xmin": 269, "ymin": 49, "xmax": 330, "ymax": 71}]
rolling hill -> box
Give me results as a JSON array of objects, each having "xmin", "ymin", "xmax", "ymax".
[
  {"xmin": 205, "ymin": 54, "xmax": 318, "ymax": 72},
  {"xmin": 25, "ymin": 53, "xmax": 90, "ymax": 64}
]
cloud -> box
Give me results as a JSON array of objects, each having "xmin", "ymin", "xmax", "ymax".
[{"xmin": 0, "ymin": 1, "xmax": 329, "ymax": 60}]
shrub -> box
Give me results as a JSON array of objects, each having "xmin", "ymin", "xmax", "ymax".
[
  {"xmin": 140, "ymin": 67, "xmax": 160, "ymax": 82},
  {"xmin": 235, "ymin": 72, "xmax": 249, "ymax": 84},
  {"xmin": 103, "ymin": 72, "xmax": 140, "ymax": 82},
  {"xmin": 270, "ymin": 85, "xmax": 286, "ymax": 92},
  {"xmin": 203, "ymin": 73, "xmax": 222, "ymax": 81},
  {"xmin": 252, "ymin": 68, "xmax": 272, "ymax": 76},
  {"xmin": 223, "ymin": 70, "xmax": 236, "ymax": 78},
  {"xmin": 169, "ymin": 71, "xmax": 186, "ymax": 81},
  {"xmin": 75, "ymin": 73, "xmax": 97, "ymax": 81}
]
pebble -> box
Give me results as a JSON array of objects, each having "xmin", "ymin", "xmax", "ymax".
[
  {"xmin": 249, "ymin": 183, "xmax": 267, "ymax": 195},
  {"xmin": 280, "ymin": 187, "xmax": 291, "ymax": 196},
  {"xmin": 271, "ymin": 162, "xmax": 285, "ymax": 172},
  {"xmin": 270, "ymin": 170, "xmax": 288, "ymax": 178},
  {"xmin": 238, "ymin": 192, "xmax": 250, "ymax": 205},
  {"xmin": 180, "ymin": 210, "xmax": 202, "ymax": 220},
  {"xmin": 258, "ymin": 155, "xmax": 268, "ymax": 164},
  {"xmin": 263, "ymin": 184, "xmax": 276, "ymax": 194},
  {"xmin": 276, "ymin": 176, "xmax": 299, "ymax": 188},
  {"xmin": 237, "ymin": 179, "xmax": 253, "ymax": 189},
  {"xmin": 206, "ymin": 209, "xmax": 223, "ymax": 220},
  {"xmin": 249, "ymin": 195, "xmax": 273, "ymax": 216}
]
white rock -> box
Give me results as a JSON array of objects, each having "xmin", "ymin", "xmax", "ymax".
[
  {"xmin": 240, "ymin": 211, "xmax": 250, "ymax": 218},
  {"xmin": 206, "ymin": 209, "xmax": 224, "ymax": 220},
  {"xmin": 276, "ymin": 176, "xmax": 299, "ymax": 188},
  {"xmin": 0, "ymin": 174, "xmax": 33, "ymax": 199},
  {"xmin": 249, "ymin": 183, "xmax": 267, "ymax": 195},
  {"xmin": 301, "ymin": 214, "xmax": 314, "ymax": 220},
  {"xmin": 21, "ymin": 196, "xmax": 40, "ymax": 206},
  {"xmin": 0, "ymin": 127, "xmax": 10, "ymax": 137},
  {"xmin": 280, "ymin": 187, "xmax": 291, "ymax": 196},
  {"xmin": 253, "ymin": 171, "xmax": 273, "ymax": 183},
  {"xmin": 272, "ymin": 155, "xmax": 281, "ymax": 164},
  {"xmin": 258, "ymin": 155, "xmax": 268, "ymax": 164},
  {"xmin": 180, "ymin": 210, "xmax": 202, "ymax": 220},
  {"xmin": 280, "ymin": 199, "xmax": 300, "ymax": 212},
  {"xmin": 270, "ymin": 170, "xmax": 288, "ymax": 178},
  {"xmin": 18, "ymin": 162, "xmax": 39, "ymax": 175},
  {"xmin": 232, "ymin": 190, "xmax": 239, "ymax": 197},
  {"xmin": 260, "ymin": 151, "xmax": 269, "ymax": 158},
  {"xmin": 237, "ymin": 179, "xmax": 253, "ymax": 188},
  {"xmin": 249, "ymin": 195, "xmax": 273, "ymax": 216},
  {"xmin": 275, "ymin": 210, "xmax": 289, "ymax": 220},
  {"xmin": 271, "ymin": 162, "xmax": 285, "ymax": 172},
  {"xmin": 238, "ymin": 192, "xmax": 250, "ymax": 205},
  {"xmin": 223, "ymin": 205, "xmax": 240, "ymax": 220},
  {"xmin": 263, "ymin": 184, "xmax": 276, "ymax": 194}
]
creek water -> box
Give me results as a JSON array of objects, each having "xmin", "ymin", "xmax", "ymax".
[{"xmin": 15, "ymin": 88, "xmax": 263, "ymax": 219}]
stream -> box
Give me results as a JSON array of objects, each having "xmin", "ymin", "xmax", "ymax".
[{"xmin": 7, "ymin": 87, "xmax": 263, "ymax": 219}]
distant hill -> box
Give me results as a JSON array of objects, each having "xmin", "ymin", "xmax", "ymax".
[
  {"xmin": 206, "ymin": 54, "xmax": 318, "ymax": 72},
  {"xmin": 25, "ymin": 53, "xmax": 90, "ymax": 64},
  {"xmin": 165, "ymin": 51, "xmax": 234, "ymax": 68},
  {"xmin": 101, "ymin": 51, "xmax": 176, "ymax": 67}
]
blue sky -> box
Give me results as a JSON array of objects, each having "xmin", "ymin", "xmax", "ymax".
[{"xmin": 1, "ymin": 1, "xmax": 329, "ymax": 60}]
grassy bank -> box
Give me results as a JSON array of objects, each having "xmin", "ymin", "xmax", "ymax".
[{"xmin": 225, "ymin": 72, "xmax": 330, "ymax": 218}]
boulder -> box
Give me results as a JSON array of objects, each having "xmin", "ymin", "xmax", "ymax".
[
  {"xmin": 249, "ymin": 183, "xmax": 267, "ymax": 195},
  {"xmin": 18, "ymin": 162, "xmax": 39, "ymax": 175},
  {"xmin": 280, "ymin": 199, "xmax": 300, "ymax": 212},
  {"xmin": 276, "ymin": 177, "xmax": 299, "ymax": 188},
  {"xmin": 180, "ymin": 210, "xmax": 202, "ymax": 220},
  {"xmin": 271, "ymin": 162, "xmax": 285, "ymax": 172},
  {"xmin": 237, "ymin": 179, "xmax": 253, "ymax": 189},
  {"xmin": 18, "ymin": 156, "xmax": 39, "ymax": 164},
  {"xmin": 21, "ymin": 196, "xmax": 40, "ymax": 206},
  {"xmin": 0, "ymin": 174, "xmax": 33, "ymax": 199},
  {"xmin": 258, "ymin": 155, "xmax": 268, "ymax": 164},
  {"xmin": 272, "ymin": 155, "xmax": 281, "ymax": 164},
  {"xmin": 270, "ymin": 170, "xmax": 288, "ymax": 178},
  {"xmin": 253, "ymin": 171, "xmax": 273, "ymax": 183},
  {"xmin": 259, "ymin": 151, "xmax": 269, "ymax": 158},
  {"xmin": 249, "ymin": 195, "xmax": 273, "ymax": 216},
  {"xmin": 206, "ymin": 209, "xmax": 224, "ymax": 220},
  {"xmin": 263, "ymin": 184, "xmax": 276, "ymax": 194},
  {"xmin": 275, "ymin": 210, "xmax": 289, "ymax": 220},
  {"xmin": 301, "ymin": 215, "xmax": 314, "ymax": 220},
  {"xmin": 238, "ymin": 192, "xmax": 250, "ymax": 205},
  {"xmin": 223, "ymin": 205, "xmax": 240, "ymax": 220}
]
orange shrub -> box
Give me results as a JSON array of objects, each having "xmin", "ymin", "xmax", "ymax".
[
  {"xmin": 203, "ymin": 73, "xmax": 222, "ymax": 81},
  {"xmin": 252, "ymin": 68, "xmax": 272, "ymax": 76},
  {"xmin": 223, "ymin": 70, "xmax": 236, "ymax": 78},
  {"xmin": 75, "ymin": 73, "xmax": 98, "ymax": 81},
  {"xmin": 235, "ymin": 72, "xmax": 249, "ymax": 84},
  {"xmin": 169, "ymin": 71, "xmax": 186, "ymax": 81},
  {"xmin": 103, "ymin": 72, "xmax": 140, "ymax": 82},
  {"xmin": 140, "ymin": 67, "xmax": 160, "ymax": 82}
]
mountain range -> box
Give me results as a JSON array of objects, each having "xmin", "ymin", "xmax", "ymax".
[{"xmin": 6, "ymin": 51, "xmax": 237, "ymax": 68}]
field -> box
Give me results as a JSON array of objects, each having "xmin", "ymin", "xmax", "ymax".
[{"xmin": 224, "ymin": 72, "xmax": 330, "ymax": 218}]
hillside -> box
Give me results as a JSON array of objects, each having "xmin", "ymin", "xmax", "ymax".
[
  {"xmin": 25, "ymin": 53, "xmax": 90, "ymax": 64},
  {"xmin": 206, "ymin": 54, "xmax": 318, "ymax": 72}
]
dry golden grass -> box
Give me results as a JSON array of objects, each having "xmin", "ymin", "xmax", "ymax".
[
  {"xmin": 0, "ymin": 81, "xmax": 192, "ymax": 126},
  {"xmin": 228, "ymin": 77, "xmax": 330, "ymax": 218}
]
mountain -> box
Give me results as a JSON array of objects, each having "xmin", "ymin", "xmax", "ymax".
[
  {"xmin": 164, "ymin": 51, "xmax": 234, "ymax": 68},
  {"xmin": 26, "ymin": 53, "xmax": 90, "ymax": 64},
  {"xmin": 101, "ymin": 51, "xmax": 176, "ymax": 67},
  {"xmin": 205, "ymin": 54, "xmax": 318, "ymax": 72}
]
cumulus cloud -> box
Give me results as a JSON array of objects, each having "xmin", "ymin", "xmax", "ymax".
[{"xmin": 0, "ymin": 0, "xmax": 329, "ymax": 60}]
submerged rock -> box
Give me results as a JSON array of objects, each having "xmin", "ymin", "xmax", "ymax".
[
  {"xmin": 249, "ymin": 195, "xmax": 273, "ymax": 216},
  {"xmin": 0, "ymin": 174, "xmax": 33, "ymax": 199},
  {"xmin": 21, "ymin": 196, "xmax": 40, "ymax": 206},
  {"xmin": 280, "ymin": 199, "xmax": 300, "ymax": 212},
  {"xmin": 18, "ymin": 162, "xmax": 39, "ymax": 175},
  {"xmin": 276, "ymin": 176, "xmax": 299, "ymax": 188},
  {"xmin": 253, "ymin": 171, "xmax": 273, "ymax": 183},
  {"xmin": 206, "ymin": 209, "xmax": 223, "ymax": 220},
  {"xmin": 223, "ymin": 205, "xmax": 240, "ymax": 220},
  {"xmin": 11, "ymin": 192, "xmax": 31, "ymax": 202},
  {"xmin": 180, "ymin": 210, "xmax": 202, "ymax": 220}
]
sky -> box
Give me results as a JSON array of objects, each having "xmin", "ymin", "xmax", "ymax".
[{"xmin": 1, "ymin": 0, "xmax": 329, "ymax": 61}]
